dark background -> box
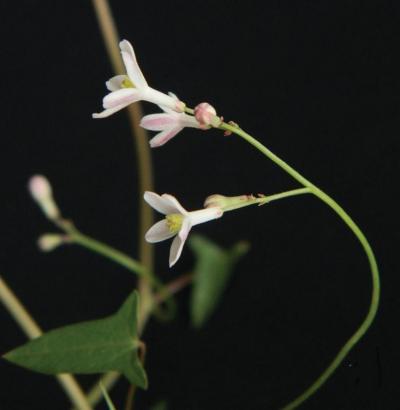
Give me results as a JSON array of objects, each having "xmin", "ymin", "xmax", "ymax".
[{"xmin": 0, "ymin": 1, "xmax": 399, "ymax": 409}]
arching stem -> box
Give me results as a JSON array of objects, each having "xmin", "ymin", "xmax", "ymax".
[{"xmin": 219, "ymin": 121, "xmax": 380, "ymax": 409}]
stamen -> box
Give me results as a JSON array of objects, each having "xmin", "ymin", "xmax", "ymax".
[
  {"xmin": 166, "ymin": 214, "xmax": 183, "ymax": 234},
  {"xmin": 121, "ymin": 78, "xmax": 135, "ymax": 88}
]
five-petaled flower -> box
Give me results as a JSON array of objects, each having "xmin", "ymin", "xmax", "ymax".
[
  {"xmin": 144, "ymin": 191, "xmax": 223, "ymax": 267},
  {"xmin": 140, "ymin": 99, "xmax": 201, "ymax": 147},
  {"xmin": 93, "ymin": 40, "xmax": 185, "ymax": 119}
]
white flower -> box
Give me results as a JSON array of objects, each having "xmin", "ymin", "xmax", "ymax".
[
  {"xmin": 93, "ymin": 40, "xmax": 185, "ymax": 119},
  {"xmin": 140, "ymin": 101, "xmax": 201, "ymax": 147},
  {"xmin": 144, "ymin": 191, "xmax": 223, "ymax": 267}
]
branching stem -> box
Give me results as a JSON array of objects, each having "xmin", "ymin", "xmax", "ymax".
[{"xmin": 219, "ymin": 121, "xmax": 380, "ymax": 410}]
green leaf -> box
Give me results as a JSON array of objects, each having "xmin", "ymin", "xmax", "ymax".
[
  {"xmin": 3, "ymin": 291, "xmax": 147, "ymax": 388},
  {"xmin": 189, "ymin": 234, "xmax": 249, "ymax": 328}
]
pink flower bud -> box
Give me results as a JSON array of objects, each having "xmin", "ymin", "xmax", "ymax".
[
  {"xmin": 28, "ymin": 175, "xmax": 60, "ymax": 220},
  {"xmin": 194, "ymin": 102, "xmax": 220, "ymax": 128},
  {"xmin": 29, "ymin": 175, "xmax": 52, "ymax": 202}
]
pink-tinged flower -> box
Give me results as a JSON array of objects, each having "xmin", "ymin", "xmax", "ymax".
[
  {"xmin": 140, "ymin": 103, "xmax": 201, "ymax": 147},
  {"xmin": 144, "ymin": 191, "xmax": 223, "ymax": 267},
  {"xmin": 93, "ymin": 40, "xmax": 185, "ymax": 118}
]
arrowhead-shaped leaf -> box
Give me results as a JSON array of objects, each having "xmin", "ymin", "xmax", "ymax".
[
  {"xmin": 3, "ymin": 291, "xmax": 147, "ymax": 388},
  {"xmin": 189, "ymin": 235, "xmax": 249, "ymax": 328}
]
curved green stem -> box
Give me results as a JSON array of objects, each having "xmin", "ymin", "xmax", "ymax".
[
  {"xmin": 219, "ymin": 122, "xmax": 380, "ymax": 409},
  {"xmin": 63, "ymin": 227, "xmax": 176, "ymax": 319},
  {"xmin": 262, "ymin": 188, "xmax": 310, "ymax": 204},
  {"xmin": 70, "ymin": 232, "xmax": 149, "ymax": 278}
]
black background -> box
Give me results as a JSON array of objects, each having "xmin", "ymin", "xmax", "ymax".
[{"xmin": 0, "ymin": 1, "xmax": 399, "ymax": 409}]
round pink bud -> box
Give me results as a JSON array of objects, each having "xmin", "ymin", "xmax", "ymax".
[
  {"xmin": 194, "ymin": 102, "xmax": 218, "ymax": 128},
  {"xmin": 29, "ymin": 175, "xmax": 52, "ymax": 202},
  {"xmin": 28, "ymin": 175, "xmax": 60, "ymax": 220}
]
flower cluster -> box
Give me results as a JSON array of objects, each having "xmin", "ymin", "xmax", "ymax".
[
  {"xmin": 94, "ymin": 40, "xmax": 225, "ymax": 265},
  {"xmin": 93, "ymin": 40, "xmax": 220, "ymax": 148}
]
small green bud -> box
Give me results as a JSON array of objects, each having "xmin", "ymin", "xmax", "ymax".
[
  {"xmin": 204, "ymin": 194, "xmax": 257, "ymax": 212},
  {"xmin": 37, "ymin": 234, "xmax": 65, "ymax": 252}
]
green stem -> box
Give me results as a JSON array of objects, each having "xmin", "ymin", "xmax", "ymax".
[
  {"xmin": 65, "ymin": 228, "xmax": 176, "ymax": 322},
  {"xmin": 219, "ymin": 122, "xmax": 380, "ymax": 410},
  {"xmin": 207, "ymin": 188, "xmax": 311, "ymax": 213},
  {"xmin": 69, "ymin": 232, "xmax": 149, "ymax": 278},
  {"xmin": 263, "ymin": 188, "xmax": 310, "ymax": 204},
  {"xmin": 184, "ymin": 107, "xmax": 195, "ymax": 115}
]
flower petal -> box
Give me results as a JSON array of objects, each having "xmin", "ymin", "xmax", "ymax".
[
  {"xmin": 181, "ymin": 113, "xmax": 201, "ymax": 129},
  {"xmin": 119, "ymin": 40, "xmax": 148, "ymax": 89},
  {"xmin": 140, "ymin": 113, "xmax": 179, "ymax": 131},
  {"xmin": 106, "ymin": 75, "xmax": 129, "ymax": 91},
  {"xmin": 169, "ymin": 219, "xmax": 192, "ymax": 267},
  {"xmin": 157, "ymin": 93, "xmax": 180, "ymax": 115},
  {"xmin": 103, "ymin": 88, "xmax": 140, "ymax": 109},
  {"xmin": 143, "ymin": 88, "xmax": 182, "ymax": 112},
  {"xmin": 188, "ymin": 207, "xmax": 223, "ymax": 226},
  {"xmin": 149, "ymin": 127, "xmax": 182, "ymax": 148},
  {"xmin": 145, "ymin": 219, "xmax": 175, "ymax": 243},
  {"xmin": 92, "ymin": 103, "xmax": 130, "ymax": 119},
  {"xmin": 161, "ymin": 194, "xmax": 188, "ymax": 215},
  {"xmin": 144, "ymin": 191, "xmax": 184, "ymax": 215}
]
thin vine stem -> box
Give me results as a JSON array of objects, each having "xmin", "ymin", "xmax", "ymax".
[
  {"xmin": 65, "ymin": 230, "xmax": 174, "ymax": 312},
  {"xmin": 219, "ymin": 122, "xmax": 380, "ymax": 409},
  {"xmin": 70, "ymin": 232, "xmax": 149, "ymax": 278}
]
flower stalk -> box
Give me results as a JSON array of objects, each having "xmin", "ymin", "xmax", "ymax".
[
  {"xmin": 204, "ymin": 188, "xmax": 311, "ymax": 212},
  {"xmin": 218, "ymin": 121, "xmax": 380, "ymax": 410}
]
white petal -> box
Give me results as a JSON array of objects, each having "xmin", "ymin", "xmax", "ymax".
[
  {"xmin": 106, "ymin": 75, "xmax": 129, "ymax": 91},
  {"xmin": 143, "ymin": 88, "xmax": 180, "ymax": 111},
  {"xmin": 158, "ymin": 105, "xmax": 177, "ymax": 115},
  {"xmin": 145, "ymin": 219, "xmax": 175, "ymax": 243},
  {"xmin": 188, "ymin": 207, "xmax": 223, "ymax": 226},
  {"xmin": 149, "ymin": 127, "xmax": 182, "ymax": 148},
  {"xmin": 119, "ymin": 40, "xmax": 148, "ymax": 89},
  {"xmin": 161, "ymin": 194, "xmax": 188, "ymax": 215},
  {"xmin": 92, "ymin": 103, "xmax": 130, "ymax": 119},
  {"xmin": 168, "ymin": 91, "xmax": 179, "ymax": 100},
  {"xmin": 144, "ymin": 191, "xmax": 184, "ymax": 215},
  {"xmin": 159, "ymin": 93, "xmax": 180, "ymax": 114},
  {"xmin": 181, "ymin": 113, "xmax": 201, "ymax": 129},
  {"xmin": 103, "ymin": 88, "xmax": 140, "ymax": 109},
  {"xmin": 140, "ymin": 113, "xmax": 179, "ymax": 131},
  {"xmin": 169, "ymin": 219, "xmax": 192, "ymax": 267}
]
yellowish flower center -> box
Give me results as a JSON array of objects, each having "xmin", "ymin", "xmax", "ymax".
[
  {"xmin": 121, "ymin": 78, "xmax": 135, "ymax": 88},
  {"xmin": 166, "ymin": 214, "xmax": 183, "ymax": 234}
]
